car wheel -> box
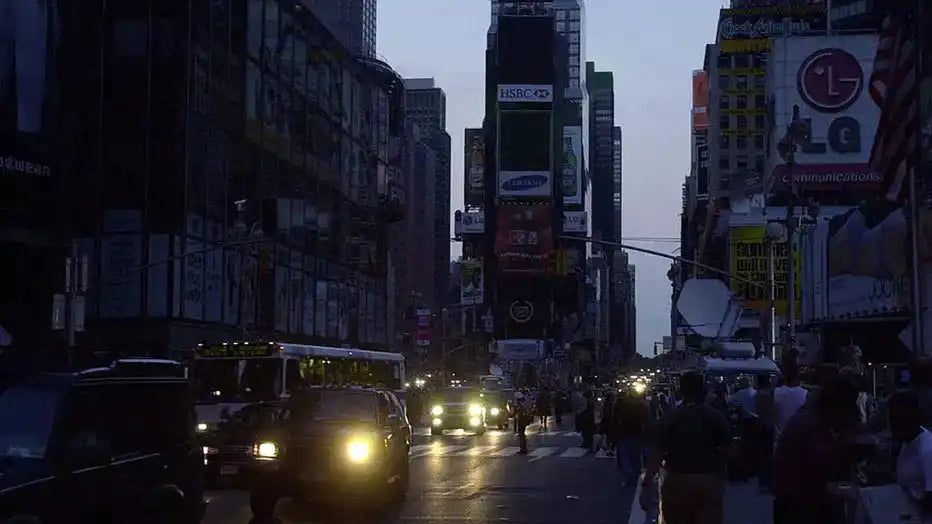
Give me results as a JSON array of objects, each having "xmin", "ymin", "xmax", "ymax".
[
  {"xmin": 430, "ymin": 427, "xmax": 442, "ymax": 436},
  {"xmin": 249, "ymin": 490, "xmax": 279, "ymax": 520}
]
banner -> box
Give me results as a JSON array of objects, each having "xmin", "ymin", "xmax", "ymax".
[
  {"xmin": 729, "ymin": 226, "xmax": 800, "ymax": 318},
  {"xmin": 692, "ymin": 71, "xmax": 709, "ymax": 131},
  {"xmin": 826, "ymin": 206, "xmax": 909, "ymax": 318},
  {"xmin": 495, "ymin": 206, "xmax": 554, "ymax": 274},
  {"xmin": 694, "ymin": 131, "xmax": 709, "ymax": 197},
  {"xmin": 464, "ymin": 128, "xmax": 485, "ymax": 206},
  {"xmin": 561, "ymin": 126, "xmax": 582, "ymax": 205},
  {"xmin": 415, "ymin": 308, "xmax": 431, "ymax": 346},
  {"xmin": 460, "ymin": 259, "xmax": 484, "ymax": 305},
  {"xmin": 563, "ymin": 211, "xmax": 588, "ymax": 233}
]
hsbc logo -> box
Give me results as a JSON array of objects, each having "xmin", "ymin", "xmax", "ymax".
[{"xmin": 497, "ymin": 84, "xmax": 553, "ymax": 103}]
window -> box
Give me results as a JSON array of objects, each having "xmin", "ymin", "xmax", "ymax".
[
  {"xmin": 754, "ymin": 53, "xmax": 769, "ymax": 68},
  {"xmin": 736, "ymin": 155, "xmax": 749, "ymax": 170},
  {"xmin": 719, "ymin": 95, "xmax": 730, "ymax": 109},
  {"xmin": 719, "ymin": 115, "xmax": 730, "ymax": 129},
  {"xmin": 719, "ymin": 157, "xmax": 730, "ymax": 170},
  {"xmin": 569, "ymin": 56, "xmax": 579, "ymax": 66},
  {"xmin": 556, "ymin": 10, "xmax": 566, "ymax": 19},
  {"xmin": 569, "ymin": 66, "xmax": 579, "ymax": 78},
  {"xmin": 569, "ymin": 78, "xmax": 579, "ymax": 87},
  {"xmin": 717, "ymin": 54, "xmax": 731, "ymax": 69},
  {"xmin": 568, "ymin": 33, "xmax": 579, "ymax": 43},
  {"xmin": 754, "ymin": 134, "xmax": 765, "ymax": 149},
  {"xmin": 569, "ymin": 9, "xmax": 581, "ymax": 20},
  {"xmin": 736, "ymin": 95, "xmax": 748, "ymax": 109},
  {"xmin": 737, "ymin": 115, "xmax": 747, "ymax": 129},
  {"xmin": 736, "ymin": 76, "xmax": 748, "ymax": 90},
  {"xmin": 734, "ymin": 54, "xmax": 750, "ymax": 68},
  {"xmin": 755, "ymin": 114, "xmax": 765, "ymax": 129},
  {"xmin": 569, "ymin": 44, "xmax": 579, "ymax": 54},
  {"xmin": 719, "ymin": 135, "xmax": 730, "ymax": 150},
  {"xmin": 736, "ymin": 136, "xmax": 747, "ymax": 149},
  {"xmin": 569, "ymin": 21, "xmax": 580, "ymax": 31},
  {"xmin": 719, "ymin": 75, "xmax": 730, "ymax": 89},
  {"xmin": 754, "ymin": 75, "xmax": 766, "ymax": 89},
  {"xmin": 755, "ymin": 156, "xmax": 765, "ymax": 173},
  {"xmin": 556, "ymin": 21, "xmax": 566, "ymax": 31}
]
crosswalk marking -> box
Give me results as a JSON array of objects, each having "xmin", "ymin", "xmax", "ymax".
[
  {"xmin": 594, "ymin": 449, "xmax": 614, "ymax": 459},
  {"xmin": 559, "ymin": 447, "xmax": 589, "ymax": 458},
  {"xmin": 426, "ymin": 445, "xmax": 468, "ymax": 456},
  {"xmin": 409, "ymin": 445, "xmax": 433, "ymax": 457},
  {"xmin": 454, "ymin": 445, "xmax": 498, "ymax": 456},
  {"xmin": 491, "ymin": 446, "xmax": 522, "ymax": 457},
  {"xmin": 528, "ymin": 446, "xmax": 560, "ymax": 462}
]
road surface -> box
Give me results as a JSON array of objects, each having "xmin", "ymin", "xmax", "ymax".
[{"xmin": 203, "ymin": 420, "xmax": 771, "ymax": 523}]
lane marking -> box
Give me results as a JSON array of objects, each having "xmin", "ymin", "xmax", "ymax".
[
  {"xmin": 454, "ymin": 445, "xmax": 497, "ymax": 456},
  {"xmin": 559, "ymin": 447, "xmax": 589, "ymax": 458},
  {"xmin": 528, "ymin": 446, "xmax": 560, "ymax": 462},
  {"xmin": 428, "ymin": 445, "xmax": 468, "ymax": 456},
  {"xmin": 491, "ymin": 446, "xmax": 522, "ymax": 457}
]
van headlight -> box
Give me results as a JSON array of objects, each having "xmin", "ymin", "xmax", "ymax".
[
  {"xmin": 253, "ymin": 441, "xmax": 278, "ymax": 458},
  {"xmin": 490, "ymin": 407, "xmax": 500, "ymax": 416},
  {"xmin": 346, "ymin": 440, "xmax": 371, "ymax": 462},
  {"xmin": 196, "ymin": 422, "xmax": 208, "ymax": 432},
  {"xmin": 431, "ymin": 405, "xmax": 443, "ymax": 416},
  {"xmin": 469, "ymin": 404, "xmax": 482, "ymax": 416}
]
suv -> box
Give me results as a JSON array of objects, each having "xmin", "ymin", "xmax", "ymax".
[
  {"xmin": 428, "ymin": 387, "xmax": 486, "ymax": 435},
  {"xmin": 245, "ymin": 386, "xmax": 411, "ymax": 520},
  {"xmin": 0, "ymin": 358, "xmax": 205, "ymax": 524}
]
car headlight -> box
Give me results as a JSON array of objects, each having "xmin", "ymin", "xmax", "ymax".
[
  {"xmin": 196, "ymin": 422, "xmax": 208, "ymax": 432},
  {"xmin": 253, "ymin": 441, "xmax": 278, "ymax": 458},
  {"xmin": 490, "ymin": 407, "xmax": 500, "ymax": 416},
  {"xmin": 431, "ymin": 405, "xmax": 443, "ymax": 416},
  {"xmin": 469, "ymin": 404, "xmax": 482, "ymax": 416},
  {"xmin": 346, "ymin": 440, "xmax": 371, "ymax": 462}
]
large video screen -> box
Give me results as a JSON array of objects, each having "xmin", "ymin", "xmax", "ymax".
[
  {"xmin": 498, "ymin": 110, "xmax": 551, "ymax": 172},
  {"xmin": 497, "ymin": 16, "xmax": 555, "ymax": 85}
]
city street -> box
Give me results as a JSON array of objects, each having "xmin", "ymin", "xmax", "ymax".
[
  {"xmin": 202, "ymin": 421, "xmax": 633, "ymax": 524},
  {"xmin": 201, "ymin": 420, "xmax": 773, "ymax": 523}
]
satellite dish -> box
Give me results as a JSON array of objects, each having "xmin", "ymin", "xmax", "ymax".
[{"xmin": 676, "ymin": 279, "xmax": 741, "ymax": 339}]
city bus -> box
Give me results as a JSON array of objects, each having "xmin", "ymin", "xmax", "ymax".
[{"xmin": 190, "ymin": 341, "xmax": 406, "ymax": 429}]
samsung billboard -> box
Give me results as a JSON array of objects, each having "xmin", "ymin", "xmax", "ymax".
[{"xmin": 497, "ymin": 110, "xmax": 553, "ymax": 198}]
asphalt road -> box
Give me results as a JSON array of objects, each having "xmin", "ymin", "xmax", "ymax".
[
  {"xmin": 202, "ymin": 419, "xmax": 773, "ymax": 524},
  {"xmin": 202, "ymin": 420, "xmax": 636, "ymax": 524}
]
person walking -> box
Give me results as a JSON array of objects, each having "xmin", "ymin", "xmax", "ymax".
[
  {"xmin": 616, "ymin": 389, "xmax": 649, "ymax": 484},
  {"xmin": 773, "ymin": 364, "xmax": 808, "ymax": 439},
  {"xmin": 600, "ymin": 391, "xmax": 617, "ymax": 455},
  {"xmin": 553, "ymin": 388, "xmax": 565, "ymax": 427},
  {"xmin": 537, "ymin": 385, "xmax": 551, "ymax": 431},
  {"xmin": 580, "ymin": 390, "xmax": 596, "ymax": 450},
  {"xmin": 641, "ymin": 371, "xmax": 731, "ymax": 524},
  {"xmin": 514, "ymin": 391, "xmax": 533, "ymax": 455},
  {"xmin": 572, "ymin": 387, "xmax": 586, "ymax": 434},
  {"xmin": 753, "ymin": 373, "xmax": 775, "ymax": 493}
]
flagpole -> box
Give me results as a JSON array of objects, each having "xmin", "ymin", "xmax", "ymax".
[{"xmin": 909, "ymin": 0, "xmax": 924, "ymax": 355}]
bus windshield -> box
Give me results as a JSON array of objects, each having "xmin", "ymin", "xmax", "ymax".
[{"xmin": 192, "ymin": 358, "xmax": 282, "ymax": 403}]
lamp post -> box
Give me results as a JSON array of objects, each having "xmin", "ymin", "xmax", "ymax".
[{"xmin": 779, "ymin": 105, "xmax": 808, "ymax": 361}]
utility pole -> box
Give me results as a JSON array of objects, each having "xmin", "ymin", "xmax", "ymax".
[{"xmin": 781, "ymin": 105, "xmax": 807, "ymax": 361}]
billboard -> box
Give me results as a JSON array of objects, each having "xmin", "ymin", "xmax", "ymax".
[
  {"xmin": 563, "ymin": 211, "xmax": 588, "ymax": 233},
  {"xmin": 694, "ymin": 131, "xmax": 709, "ymax": 197},
  {"xmin": 729, "ymin": 226, "xmax": 801, "ymax": 318},
  {"xmin": 717, "ymin": 5, "xmax": 827, "ymax": 54},
  {"xmin": 497, "ymin": 110, "xmax": 552, "ymax": 198},
  {"xmin": 464, "ymin": 128, "xmax": 485, "ymax": 206},
  {"xmin": 497, "ymin": 85, "xmax": 553, "ymax": 104},
  {"xmin": 461, "ymin": 211, "xmax": 484, "ymax": 234},
  {"xmin": 561, "ymin": 126, "xmax": 582, "ymax": 205},
  {"xmin": 460, "ymin": 259, "xmax": 484, "ymax": 305},
  {"xmin": 495, "ymin": 206, "xmax": 553, "ymax": 274},
  {"xmin": 415, "ymin": 308, "xmax": 431, "ymax": 346},
  {"xmin": 826, "ymin": 206, "xmax": 909, "ymax": 318},
  {"xmin": 692, "ymin": 71, "xmax": 709, "ymax": 130},
  {"xmin": 767, "ymin": 34, "xmax": 882, "ymax": 196}
]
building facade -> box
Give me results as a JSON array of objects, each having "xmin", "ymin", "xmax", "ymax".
[
  {"xmin": 404, "ymin": 79, "xmax": 452, "ymax": 311},
  {"xmin": 302, "ymin": 0, "xmax": 378, "ymax": 58},
  {"xmin": 0, "ymin": 0, "xmax": 406, "ymax": 355}
]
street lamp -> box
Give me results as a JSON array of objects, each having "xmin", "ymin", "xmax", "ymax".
[{"xmin": 778, "ymin": 104, "xmax": 808, "ymax": 360}]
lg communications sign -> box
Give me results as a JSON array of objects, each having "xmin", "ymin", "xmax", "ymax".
[{"xmin": 497, "ymin": 84, "xmax": 553, "ymax": 103}]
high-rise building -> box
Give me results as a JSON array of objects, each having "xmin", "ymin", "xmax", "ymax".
[
  {"xmin": 404, "ymin": 78, "xmax": 452, "ymax": 309},
  {"xmin": 0, "ymin": 1, "xmax": 405, "ymax": 354},
  {"xmin": 612, "ymin": 126, "xmax": 623, "ymax": 242},
  {"xmin": 586, "ymin": 62, "xmax": 616, "ymax": 244},
  {"xmin": 302, "ymin": 0, "xmax": 378, "ymax": 57}
]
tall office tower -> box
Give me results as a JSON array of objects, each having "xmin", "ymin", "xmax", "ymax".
[
  {"xmin": 586, "ymin": 62, "xmax": 615, "ymax": 244},
  {"xmin": 404, "ymin": 78, "xmax": 452, "ymax": 308},
  {"xmin": 612, "ymin": 126, "xmax": 622, "ymax": 242},
  {"xmin": 302, "ymin": 0, "xmax": 377, "ymax": 57}
]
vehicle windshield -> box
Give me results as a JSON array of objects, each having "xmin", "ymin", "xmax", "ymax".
[
  {"xmin": 0, "ymin": 386, "xmax": 59, "ymax": 459},
  {"xmin": 192, "ymin": 358, "xmax": 283, "ymax": 403},
  {"xmin": 437, "ymin": 388, "xmax": 479, "ymax": 403},
  {"xmin": 290, "ymin": 390, "xmax": 378, "ymax": 423},
  {"xmin": 483, "ymin": 391, "xmax": 506, "ymax": 406}
]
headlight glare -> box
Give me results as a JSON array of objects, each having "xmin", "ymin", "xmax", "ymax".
[
  {"xmin": 196, "ymin": 422, "xmax": 208, "ymax": 432},
  {"xmin": 347, "ymin": 440, "xmax": 370, "ymax": 462},
  {"xmin": 490, "ymin": 407, "xmax": 500, "ymax": 416},
  {"xmin": 431, "ymin": 405, "xmax": 443, "ymax": 416},
  {"xmin": 254, "ymin": 441, "xmax": 278, "ymax": 458},
  {"xmin": 469, "ymin": 404, "xmax": 482, "ymax": 416}
]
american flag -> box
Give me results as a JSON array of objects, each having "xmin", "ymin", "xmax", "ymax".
[{"xmin": 868, "ymin": 5, "xmax": 919, "ymax": 203}]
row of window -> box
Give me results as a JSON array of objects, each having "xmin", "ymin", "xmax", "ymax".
[
  {"xmin": 717, "ymin": 52, "xmax": 768, "ymax": 70},
  {"xmin": 720, "ymin": 94, "xmax": 767, "ymax": 110},
  {"xmin": 719, "ymin": 74, "xmax": 766, "ymax": 90},
  {"xmin": 719, "ymin": 155, "xmax": 765, "ymax": 173},
  {"xmin": 720, "ymin": 114, "xmax": 766, "ymax": 130}
]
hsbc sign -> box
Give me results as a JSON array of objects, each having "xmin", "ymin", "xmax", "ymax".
[{"xmin": 497, "ymin": 84, "xmax": 553, "ymax": 103}]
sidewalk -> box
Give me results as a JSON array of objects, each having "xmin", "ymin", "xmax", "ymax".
[{"xmin": 627, "ymin": 478, "xmax": 772, "ymax": 524}]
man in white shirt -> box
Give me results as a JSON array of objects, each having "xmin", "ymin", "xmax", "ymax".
[
  {"xmin": 891, "ymin": 389, "xmax": 932, "ymax": 514},
  {"xmin": 773, "ymin": 365, "xmax": 808, "ymax": 436},
  {"xmin": 729, "ymin": 375, "xmax": 757, "ymax": 415}
]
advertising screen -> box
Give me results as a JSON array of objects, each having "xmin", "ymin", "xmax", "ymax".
[
  {"xmin": 497, "ymin": 110, "xmax": 552, "ymax": 198},
  {"xmin": 464, "ymin": 128, "xmax": 485, "ymax": 206},
  {"xmin": 767, "ymin": 34, "xmax": 881, "ymax": 201},
  {"xmin": 561, "ymin": 126, "xmax": 582, "ymax": 205},
  {"xmin": 730, "ymin": 226, "xmax": 801, "ymax": 319},
  {"xmin": 495, "ymin": 205, "xmax": 553, "ymax": 274},
  {"xmin": 1, "ymin": 2, "xmax": 61, "ymax": 216},
  {"xmin": 692, "ymin": 71, "xmax": 709, "ymax": 130},
  {"xmin": 496, "ymin": 16, "xmax": 555, "ymax": 85}
]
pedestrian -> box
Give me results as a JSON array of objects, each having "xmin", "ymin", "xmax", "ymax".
[
  {"xmin": 616, "ymin": 389, "xmax": 648, "ymax": 483},
  {"xmin": 580, "ymin": 390, "xmax": 596, "ymax": 450},
  {"xmin": 537, "ymin": 385, "xmax": 551, "ymax": 431},
  {"xmin": 572, "ymin": 387, "xmax": 586, "ymax": 434},
  {"xmin": 641, "ymin": 371, "xmax": 730, "ymax": 524},
  {"xmin": 773, "ymin": 363, "xmax": 808, "ymax": 440},
  {"xmin": 513, "ymin": 391, "xmax": 533, "ymax": 455},
  {"xmin": 600, "ymin": 391, "xmax": 616, "ymax": 455},
  {"xmin": 753, "ymin": 373, "xmax": 775, "ymax": 493},
  {"xmin": 772, "ymin": 375, "xmax": 860, "ymax": 524},
  {"xmin": 553, "ymin": 389, "xmax": 564, "ymax": 427}
]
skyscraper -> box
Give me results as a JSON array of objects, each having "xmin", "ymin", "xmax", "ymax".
[
  {"xmin": 302, "ymin": 0, "xmax": 377, "ymax": 57},
  {"xmin": 404, "ymin": 78, "xmax": 452, "ymax": 308}
]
